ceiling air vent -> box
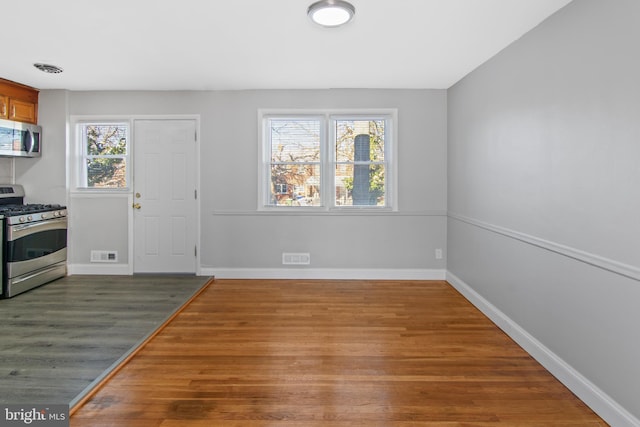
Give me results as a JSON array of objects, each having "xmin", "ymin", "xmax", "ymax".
[{"xmin": 33, "ymin": 63, "xmax": 63, "ymax": 74}]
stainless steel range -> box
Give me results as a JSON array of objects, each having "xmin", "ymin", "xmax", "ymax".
[{"xmin": 0, "ymin": 184, "xmax": 67, "ymax": 298}]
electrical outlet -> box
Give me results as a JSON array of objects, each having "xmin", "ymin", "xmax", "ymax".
[{"xmin": 435, "ymin": 248, "xmax": 443, "ymax": 260}]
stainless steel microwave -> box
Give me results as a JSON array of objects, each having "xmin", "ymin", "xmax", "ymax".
[{"xmin": 0, "ymin": 118, "xmax": 42, "ymax": 157}]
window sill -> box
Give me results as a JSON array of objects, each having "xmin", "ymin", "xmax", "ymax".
[
  {"xmin": 70, "ymin": 188, "xmax": 131, "ymax": 197},
  {"xmin": 258, "ymin": 205, "xmax": 395, "ymax": 214},
  {"xmin": 214, "ymin": 209, "xmax": 445, "ymax": 217}
]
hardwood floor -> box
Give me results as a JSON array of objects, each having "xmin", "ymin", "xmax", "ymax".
[
  {"xmin": 0, "ymin": 274, "xmax": 210, "ymax": 406},
  {"xmin": 71, "ymin": 279, "xmax": 607, "ymax": 426}
]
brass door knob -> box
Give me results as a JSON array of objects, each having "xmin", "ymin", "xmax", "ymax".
[{"xmin": 132, "ymin": 203, "xmax": 141, "ymax": 209}]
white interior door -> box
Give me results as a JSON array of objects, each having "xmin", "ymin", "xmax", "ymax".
[{"xmin": 133, "ymin": 119, "xmax": 197, "ymax": 273}]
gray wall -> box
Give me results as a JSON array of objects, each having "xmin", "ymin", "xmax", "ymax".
[
  {"xmin": 0, "ymin": 158, "xmax": 12, "ymax": 183},
  {"xmin": 447, "ymin": 0, "xmax": 640, "ymax": 423},
  {"xmin": 15, "ymin": 90, "xmax": 68, "ymax": 204},
  {"xmin": 200, "ymin": 90, "xmax": 447, "ymax": 274},
  {"xmin": 31, "ymin": 89, "xmax": 447, "ymax": 274}
]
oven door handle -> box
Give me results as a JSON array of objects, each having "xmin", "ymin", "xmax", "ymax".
[{"xmin": 7, "ymin": 217, "xmax": 68, "ymax": 241}]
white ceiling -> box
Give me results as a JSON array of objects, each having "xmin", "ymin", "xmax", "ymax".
[{"xmin": 2, "ymin": 0, "xmax": 572, "ymax": 91}]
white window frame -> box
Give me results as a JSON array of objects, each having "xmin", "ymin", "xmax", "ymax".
[
  {"xmin": 258, "ymin": 109, "xmax": 397, "ymax": 212},
  {"xmin": 72, "ymin": 119, "xmax": 131, "ymax": 192}
]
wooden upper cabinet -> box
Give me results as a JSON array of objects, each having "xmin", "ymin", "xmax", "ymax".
[
  {"xmin": 0, "ymin": 78, "xmax": 39, "ymax": 124},
  {"xmin": 9, "ymin": 99, "xmax": 36, "ymax": 123},
  {"xmin": 0, "ymin": 95, "xmax": 7, "ymax": 119}
]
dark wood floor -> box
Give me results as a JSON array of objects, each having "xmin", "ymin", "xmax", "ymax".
[
  {"xmin": 71, "ymin": 279, "xmax": 607, "ymax": 426},
  {"xmin": 0, "ymin": 274, "xmax": 210, "ymax": 406}
]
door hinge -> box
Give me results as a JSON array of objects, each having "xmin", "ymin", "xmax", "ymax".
[
  {"xmin": 195, "ymin": 246, "xmax": 197, "ymax": 257},
  {"xmin": 194, "ymin": 131, "xmax": 197, "ymax": 142},
  {"xmin": 194, "ymin": 189, "xmax": 198, "ymax": 199}
]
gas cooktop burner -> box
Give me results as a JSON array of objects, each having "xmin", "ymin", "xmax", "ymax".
[
  {"xmin": 0, "ymin": 203, "xmax": 68, "ymax": 225},
  {"xmin": 0, "ymin": 185, "xmax": 68, "ymax": 225},
  {"xmin": 0, "ymin": 203, "xmax": 65, "ymax": 215}
]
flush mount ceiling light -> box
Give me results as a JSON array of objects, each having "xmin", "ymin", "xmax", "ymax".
[
  {"xmin": 33, "ymin": 63, "xmax": 63, "ymax": 74},
  {"xmin": 308, "ymin": 0, "xmax": 355, "ymax": 28}
]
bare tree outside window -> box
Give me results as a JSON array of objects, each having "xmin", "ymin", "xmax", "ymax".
[
  {"xmin": 268, "ymin": 119, "xmax": 321, "ymax": 206},
  {"xmin": 335, "ymin": 119, "xmax": 386, "ymax": 206},
  {"xmin": 82, "ymin": 124, "xmax": 128, "ymax": 188},
  {"xmin": 262, "ymin": 112, "xmax": 393, "ymax": 209}
]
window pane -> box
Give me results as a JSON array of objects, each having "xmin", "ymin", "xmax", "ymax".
[
  {"xmin": 87, "ymin": 158, "xmax": 127, "ymax": 188},
  {"xmin": 335, "ymin": 119, "xmax": 385, "ymax": 162},
  {"xmin": 335, "ymin": 163, "xmax": 385, "ymax": 206},
  {"xmin": 85, "ymin": 125, "xmax": 127, "ymax": 155},
  {"xmin": 269, "ymin": 119, "xmax": 320, "ymax": 163},
  {"xmin": 269, "ymin": 164, "xmax": 321, "ymax": 206},
  {"xmin": 260, "ymin": 112, "xmax": 393, "ymax": 210}
]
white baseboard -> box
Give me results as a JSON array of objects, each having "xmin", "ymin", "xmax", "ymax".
[
  {"xmin": 68, "ymin": 263, "xmax": 133, "ymax": 275},
  {"xmin": 446, "ymin": 271, "xmax": 640, "ymax": 427},
  {"xmin": 67, "ymin": 265, "xmax": 445, "ymax": 280},
  {"xmin": 201, "ymin": 268, "xmax": 446, "ymax": 280}
]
